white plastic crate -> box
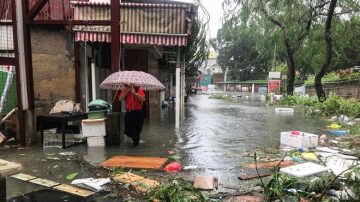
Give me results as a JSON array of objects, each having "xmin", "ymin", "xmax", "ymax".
[
  {"xmin": 43, "ymin": 129, "xmax": 84, "ymax": 148},
  {"xmin": 280, "ymin": 131, "xmax": 318, "ymax": 148},
  {"xmin": 81, "ymin": 118, "xmax": 106, "ymax": 137},
  {"xmin": 87, "ymin": 137, "xmax": 105, "ymax": 147}
]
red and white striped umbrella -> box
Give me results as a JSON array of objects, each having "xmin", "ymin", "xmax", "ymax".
[{"xmin": 99, "ymin": 71, "xmax": 165, "ymax": 91}]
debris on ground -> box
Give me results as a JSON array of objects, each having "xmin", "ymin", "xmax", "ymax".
[
  {"xmin": 223, "ymin": 195, "xmax": 264, "ymax": 202},
  {"xmin": 114, "ymin": 172, "xmax": 159, "ymax": 193},
  {"xmin": 193, "ymin": 175, "xmax": 218, "ymax": 190},
  {"xmin": 0, "ymin": 159, "xmax": 22, "ymax": 173},
  {"xmin": 280, "ymin": 162, "xmax": 329, "ymax": 177},
  {"xmin": 163, "ymin": 162, "xmax": 182, "ymax": 172},
  {"xmin": 244, "ymin": 160, "xmax": 295, "ymax": 168},
  {"xmin": 101, "ymin": 156, "xmax": 168, "ymax": 170},
  {"xmin": 71, "ymin": 178, "xmax": 111, "ymax": 191},
  {"xmin": 11, "ymin": 173, "xmax": 95, "ymax": 197}
]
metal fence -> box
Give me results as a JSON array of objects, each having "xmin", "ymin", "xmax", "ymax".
[{"xmin": 1, "ymin": 0, "xmax": 17, "ymax": 114}]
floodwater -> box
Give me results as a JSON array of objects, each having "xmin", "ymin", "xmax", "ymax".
[{"xmin": 1, "ymin": 93, "xmax": 326, "ymax": 200}]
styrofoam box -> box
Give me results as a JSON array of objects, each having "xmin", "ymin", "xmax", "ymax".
[
  {"xmin": 280, "ymin": 131, "xmax": 318, "ymax": 148},
  {"xmin": 87, "ymin": 137, "xmax": 105, "ymax": 147},
  {"xmin": 81, "ymin": 118, "xmax": 106, "ymax": 137}
]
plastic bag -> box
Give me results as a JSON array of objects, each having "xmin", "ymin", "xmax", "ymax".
[{"xmin": 163, "ymin": 162, "xmax": 182, "ymax": 172}]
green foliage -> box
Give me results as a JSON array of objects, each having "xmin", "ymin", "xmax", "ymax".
[
  {"xmin": 350, "ymin": 124, "xmax": 360, "ymax": 136},
  {"xmin": 345, "ymin": 167, "xmax": 360, "ymax": 199},
  {"xmin": 146, "ymin": 178, "xmax": 208, "ymax": 202},
  {"xmin": 182, "ymin": 17, "xmax": 209, "ymax": 77},
  {"xmin": 306, "ymin": 175, "xmax": 337, "ymax": 193},
  {"xmin": 319, "ymin": 95, "xmax": 360, "ymax": 117},
  {"xmin": 279, "ymin": 95, "xmax": 360, "ymax": 117},
  {"xmin": 263, "ymin": 173, "xmax": 299, "ymax": 201},
  {"xmin": 305, "ymin": 70, "xmax": 360, "ymax": 85}
]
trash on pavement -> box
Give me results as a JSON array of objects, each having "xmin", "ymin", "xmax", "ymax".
[
  {"xmin": 319, "ymin": 134, "xmax": 328, "ymax": 145},
  {"xmin": 11, "ymin": 173, "xmax": 95, "ymax": 197},
  {"xmin": 167, "ymin": 149, "xmax": 176, "ymax": 155},
  {"xmin": 11, "ymin": 173, "xmax": 36, "ymax": 181},
  {"xmin": 238, "ymin": 171, "xmax": 271, "ymax": 180},
  {"xmin": 59, "ymin": 152, "xmax": 76, "ymax": 156},
  {"xmin": 0, "ymin": 159, "xmax": 22, "ymax": 173},
  {"xmin": 65, "ymin": 173, "xmax": 79, "ymax": 180},
  {"xmin": 280, "ymin": 162, "xmax": 329, "ymax": 177},
  {"xmin": 329, "ymin": 130, "xmax": 349, "ymax": 136},
  {"xmin": 301, "ymin": 152, "xmax": 319, "ymax": 161},
  {"xmin": 114, "ymin": 172, "xmax": 159, "ymax": 193},
  {"xmin": 102, "ymin": 156, "xmax": 168, "ymax": 170},
  {"xmin": 183, "ymin": 165, "xmax": 198, "ymax": 170},
  {"xmin": 71, "ymin": 178, "xmax": 111, "ymax": 191},
  {"xmin": 29, "ymin": 178, "xmax": 60, "ymax": 187},
  {"xmin": 223, "ymin": 195, "xmax": 264, "ymax": 202},
  {"xmin": 324, "ymin": 155, "xmax": 359, "ymax": 176},
  {"xmin": 53, "ymin": 184, "xmax": 95, "ymax": 197},
  {"xmin": 316, "ymin": 147, "xmax": 339, "ymax": 154},
  {"xmin": 193, "ymin": 176, "xmax": 218, "ymax": 190},
  {"xmin": 280, "ymin": 131, "xmax": 318, "ymax": 148},
  {"xmin": 275, "ymin": 108, "xmax": 294, "ymax": 114},
  {"xmin": 327, "ymin": 123, "xmax": 342, "ymax": 130},
  {"xmin": 163, "ymin": 162, "xmax": 182, "ymax": 172},
  {"xmin": 244, "ymin": 160, "xmax": 295, "ymax": 169}
]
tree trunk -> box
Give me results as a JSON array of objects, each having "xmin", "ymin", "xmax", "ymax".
[
  {"xmin": 260, "ymin": 7, "xmax": 295, "ymax": 95},
  {"xmin": 315, "ymin": 0, "xmax": 337, "ymax": 102},
  {"xmin": 284, "ymin": 34, "xmax": 296, "ymax": 96}
]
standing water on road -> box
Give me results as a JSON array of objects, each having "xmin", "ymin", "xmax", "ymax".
[{"xmin": 2, "ymin": 93, "xmax": 326, "ymax": 198}]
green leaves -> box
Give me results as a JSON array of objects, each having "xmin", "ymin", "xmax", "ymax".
[{"xmin": 65, "ymin": 172, "xmax": 78, "ymax": 180}]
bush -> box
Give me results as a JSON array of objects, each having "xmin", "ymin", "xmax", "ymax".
[
  {"xmin": 146, "ymin": 178, "xmax": 208, "ymax": 202},
  {"xmin": 279, "ymin": 95, "xmax": 360, "ymax": 117}
]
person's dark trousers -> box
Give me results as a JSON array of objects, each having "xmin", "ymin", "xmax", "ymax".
[{"xmin": 124, "ymin": 110, "xmax": 144, "ymax": 146}]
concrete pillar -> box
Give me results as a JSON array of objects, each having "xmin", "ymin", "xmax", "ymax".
[
  {"xmin": 0, "ymin": 174, "xmax": 5, "ymax": 201},
  {"xmin": 252, "ymin": 84, "xmax": 255, "ymax": 93},
  {"xmin": 175, "ymin": 47, "xmax": 181, "ymax": 128}
]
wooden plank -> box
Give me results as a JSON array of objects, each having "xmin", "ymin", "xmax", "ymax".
[
  {"xmin": 29, "ymin": 178, "xmax": 60, "ymax": 188},
  {"xmin": 11, "ymin": 173, "xmax": 36, "ymax": 181},
  {"xmin": 193, "ymin": 176, "xmax": 216, "ymax": 190},
  {"xmin": 102, "ymin": 156, "xmax": 168, "ymax": 169},
  {"xmin": 244, "ymin": 160, "xmax": 295, "ymax": 169},
  {"xmin": 238, "ymin": 173, "xmax": 272, "ymax": 180},
  {"xmin": 224, "ymin": 195, "xmax": 264, "ymax": 202},
  {"xmin": 114, "ymin": 173, "xmax": 159, "ymax": 193},
  {"xmin": 0, "ymin": 159, "xmax": 22, "ymax": 173},
  {"xmin": 53, "ymin": 184, "xmax": 95, "ymax": 197}
]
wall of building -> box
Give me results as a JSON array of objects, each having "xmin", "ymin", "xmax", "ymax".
[
  {"xmin": 305, "ymin": 82, "xmax": 360, "ymax": 100},
  {"xmin": 31, "ymin": 28, "xmax": 75, "ymax": 113},
  {"xmin": 212, "ymin": 73, "xmax": 224, "ymax": 84}
]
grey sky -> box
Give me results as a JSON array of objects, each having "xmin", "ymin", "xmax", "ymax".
[{"xmin": 201, "ymin": 0, "xmax": 224, "ymax": 39}]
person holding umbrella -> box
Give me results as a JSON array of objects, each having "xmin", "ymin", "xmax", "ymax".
[{"xmin": 119, "ymin": 83, "xmax": 145, "ymax": 146}]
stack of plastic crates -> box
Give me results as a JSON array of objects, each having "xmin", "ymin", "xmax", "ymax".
[{"xmin": 43, "ymin": 129, "xmax": 84, "ymax": 148}]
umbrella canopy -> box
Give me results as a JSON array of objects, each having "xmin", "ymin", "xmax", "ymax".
[{"xmin": 99, "ymin": 71, "xmax": 165, "ymax": 91}]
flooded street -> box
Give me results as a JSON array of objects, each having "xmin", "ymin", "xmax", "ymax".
[{"xmin": 2, "ymin": 93, "xmax": 327, "ymax": 199}]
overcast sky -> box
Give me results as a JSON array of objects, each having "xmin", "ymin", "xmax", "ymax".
[{"xmin": 201, "ymin": 0, "xmax": 224, "ymax": 39}]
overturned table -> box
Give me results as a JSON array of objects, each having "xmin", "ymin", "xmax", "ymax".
[{"xmin": 37, "ymin": 112, "xmax": 88, "ymax": 148}]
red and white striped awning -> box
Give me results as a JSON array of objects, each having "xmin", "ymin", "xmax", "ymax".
[
  {"xmin": 74, "ymin": 32, "xmax": 187, "ymax": 46},
  {"xmin": 72, "ymin": 1, "xmax": 190, "ymax": 46}
]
